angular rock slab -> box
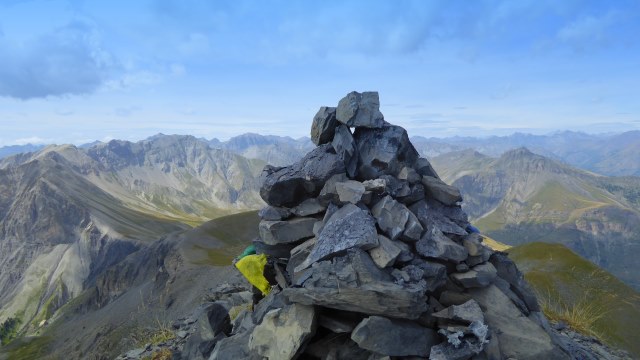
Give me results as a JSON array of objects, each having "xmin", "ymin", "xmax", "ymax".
[
  {"xmin": 371, "ymin": 195, "xmax": 423, "ymax": 241},
  {"xmin": 422, "ymin": 175, "xmax": 462, "ymax": 205},
  {"xmin": 416, "ymin": 226, "xmax": 468, "ymax": 262},
  {"xmin": 351, "ymin": 316, "xmax": 438, "ymax": 356},
  {"xmin": 336, "ymin": 180, "xmax": 365, "ymax": 204},
  {"xmin": 469, "ymin": 285, "xmax": 570, "ymax": 360},
  {"xmin": 353, "ymin": 125, "xmax": 419, "ymax": 180},
  {"xmin": 260, "ymin": 144, "xmax": 345, "ymax": 207},
  {"xmin": 432, "ymin": 299, "xmax": 484, "ymax": 325},
  {"xmin": 311, "ymin": 106, "xmax": 337, "ymax": 145},
  {"xmin": 249, "ymin": 303, "xmax": 317, "ymax": 360},
  {"xmin": 336, "ymin": 91, "xmax": 385, "ymax": 128},
  {"xmin": 258, "ymin": 205, "xmax": 291, "ymax": 221},
  {"xmin": 409, "ymin": 200, "xmax": 468, "ymax": 236},
  {"xmin": 451, "ymin": 262, "xmax": 498, "ymax": 289},
  {"xmin": 259, "ymin": 217, "xmax": 316, "ymax": 245},
  {"xmin": 368, "ymin": 235, "xmax": 402, "ymax": 268},
  {"xmin": 332, "ymin": 124, "xmax": 359, "ymax": 178},
  {"xmin": 296, "ymin": 203, "xmax": 378, "ymax": 271}
]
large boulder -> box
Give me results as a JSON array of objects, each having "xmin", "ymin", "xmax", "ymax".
[
  {"xmin": 336, "ymin": 91, "xmax": 385, "ymax": 128},
  {"xmin": 249, "ymin": 303, "xmax": 317, "ymax": 359},
  {"xmin": 296, "ymin": 204, "xmax": 378, "ymax": 271},
  {"xmin": 311, "ymin": 106, "xmax": 338, "ymax": 145},
  {"xmin": 351, "ymin": 316, "xmax": 438, "ymax": 356},
  {"xmin": 422, "ymin": 175, "xmax": 462, "ymax": 205},
  {"xmin": 260, "ymin": 144, "xmax": 345, "ymax": 207},
  {"xmin": 259, "ymin": 217, "xmax": 316, "ymax": 245},
  {"xmin": 353, "ymin": 125, "xmax": 419, "ymax": 180}
]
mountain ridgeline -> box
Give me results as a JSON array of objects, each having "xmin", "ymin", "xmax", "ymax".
[
  {"xmin": 431, "ymin": 148, "xmax": 640, "ymax": 290},
  {"xmin": 0, "ymin": 135, "xmax": 265, "ymax": 335}
]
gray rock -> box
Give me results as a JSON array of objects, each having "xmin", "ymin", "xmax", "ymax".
[
  {"xmin": 416, "ymin": 226, "xmax": 468, "ymax": 262},
  {"xmin": 456, "ymin": 263, "xmax": 470, "ymax": 272},
  {"xmin": 291, "ymin": 198, "xmax": 326, "ymax": 217},
  {"xmin": 318, "ymin": 172, "xmax": 349, "ymax": 204},
  {"xmin": 408, "ymin": 258, "xmax": 447, "ymax": 292},
  {"xmin": 258, "ymin": 205, "xmax": 291, "ymax": 221},
  {"xmin": 463, "ymin": 233, "xmax": 484, "ymax": 256},
  {"xmin": 336, "ymin": 91, "xmax": 385, "ymax": 128},
  {"xmin": 296, "ymin": 204, "xmax": 378, "ymax": 271},
  {"xmin": 182, "ymin": 302, "xmax": 231, "ymax": 360},
  {"xmin": 311, "ymin": 106, "xmax": 338, "ymax": 145},
  {"xmin": 432, "ymin": 300, "xmax": 484, "ymax": 325},
  {"xmin": 429, "ymin": 340, "xmax": 481, "ymax": 360},
  {"xmin": 489, "ymin": 252, "xmax": 540, "ymax": 312},
  {"xmin": 318, "ymin": 313, "xmax": 359, "ymax": 333},
  {"xmin": 351, "ymin": 316, "xmax": 438, "ymax": 356},
  {"xmin": 363, "ymin": 178, "xmax": 387, "ymax": 192},
  {"xmin": 286, "ymin": 249, "xmax": 427, "ymax": 319},
  {"xmin": 259, "ymin": 217, "xmax": 316, "ymax": 245},
  {"xmin": 415, "ymin": 157, "xmax": 440, "ymax": 178},
  {"xmin": 368, "ymin": 235, "xmax": 402, "ymax": 268},
  {"xmin": 452, "ymin": 263, "xmax": 498, "ymax": 289},
  {"xmin": 422, "ymin": 175, "xmax": 463, "ymax": 205},
  {"xmin": 371, "ymin": 195, "xmax": 423, "ymax": 241},
  {"xmin": 305, "ymin": 333, "xmax": 373, "ymax": 360},
  {"xmin": 438, "ymin": 291, "xmax": 473, "ymax": 307},
  {"xmin": 287, "ymin": 238, "xmax": 316, "ymax": 283},
  {"xmin": 397, "ymin": 183, "xmax": 426, "ymax": 205},
  {"xmin": 260, "ymin": 144, "xmax": 345, "ymax": 207},
  {"xmin": 353, "ymin": 125, "xmax": 419, "ymax": 180},
  {"xmin": 249, "ymin": 303, "xmax": 317, "ymax": 360},
  {"xmin": 395, "ymin": 240, "xmax": 415, "ymax": 263},
  {"xmin": 252, "ymin": 289, "xmax": 290, "ymax": 324},
  {"xmin": 469, "ymin": 285, "xmax": 570, "ymax": 360},
  {"xmin": 253, "ymin": 238, "xmax": 300, "ymax": 258},
  {"xmin": 210, "ymin": 328, "xmax": 261, "ymax": 360},
  {"xmin": 313, "ymin": 202, "xmax": 340, "ymax": 236},
  {"xmin": 332, "ymin": 124, "xmax": 359, "ymax": 178},
  {"xmin": 398, "ymin": 166, "xmax": 421, "ymax": 184},
  {"xmin": 336, "ymin": 180, "xmax": 365, "ymax": 204},
  {"xmin": 409, "ymin": 200, "xmax": 468, "ymax": 236}
]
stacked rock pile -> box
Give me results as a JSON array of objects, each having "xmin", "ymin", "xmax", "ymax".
[{"xmin": 210, "ymin": 91, "xmax": 572, "ymax": 360}]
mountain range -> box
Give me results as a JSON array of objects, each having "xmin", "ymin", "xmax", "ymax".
[
  {"xmin": 0, "ymin": 135, "xmax": 265, "ymax": 337},
  {"xmin": 3, "ymin": 129, "xmax": 639, "ymax": 176},
  {"xmin": 430, "ymin": 148, "xmax": 640, "ymax": 290}
]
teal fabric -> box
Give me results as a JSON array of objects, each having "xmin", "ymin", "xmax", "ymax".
[{"xmin": 238, "ymin": 244, "xmax": 257, "ymax": 260}]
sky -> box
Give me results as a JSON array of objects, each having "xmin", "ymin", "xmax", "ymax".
[{"xmin": 0, "ymin": 0, "xmax": 639, "ymax": 146}]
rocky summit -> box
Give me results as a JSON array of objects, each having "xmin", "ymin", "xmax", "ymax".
[{"xmin": 147, "ymin": 91, "xmax": 599, "ymax": 360}]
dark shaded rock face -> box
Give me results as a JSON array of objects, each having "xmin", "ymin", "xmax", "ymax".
[{"xmin": 205, "ymin": 92, "xmax": 577, "ymax": 360}]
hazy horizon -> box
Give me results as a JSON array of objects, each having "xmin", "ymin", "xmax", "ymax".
[{"xmin": 1, "ymin": 0, "xmax": 639, "ymax": 146}]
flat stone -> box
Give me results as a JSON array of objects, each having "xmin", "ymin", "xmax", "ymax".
[
  {"xmin": 422, "ymin": 175, "xmax": 462, "ymax": 205},
  {"xmin": 397, "ymin": 183, "xmax": 426, "ymax": 205},
  {"xmin": 291, "ymin": 198, "xmax": 326, "ymax": 217},
  {"xmin": 416, "ymin": 226, "xmax": 468, "ymax": 262},
  {"xmin": 351, "ymin": 316, "xmax": 438, "ymax": 356},
  {"xmin": 332, "ymin": 124, "xmax": 359, "ymax": 178},
  {"xmin": 210, "ymin": 328, "xmax": 261, "ymax": 360},
  {"xmin": 432, "ymin": 300, "xmax": 484, "ymax": 325},
  {"xmin": 311, "ymin": 106, "xmax": 338, "ymax": 145},
  {"xmin": 438, "ymin": 291, "xmax": 473, "ymax": 307},
  {"xmin": 260, "ymin": 144, "xmax": 345, "ymax": 207},
  {"xmin": 371, "ymin": 195, "xmax": 423, "ymax": 241},
  {"xmin": 469, "ymin": 285, "xmax": 570, "ymax": 360},
  {"xmin": 296, "ymin": 204, "xmax": 378, "ymax": 271},
  {"xmin": 336, "ymin": 91, "xmax": 385, "ymax": 128},
  {"xmin": 253, "ymin": 238, "xmax": 299, "ymax": 258},
  {"xmin": 353, "ymin": 125, "xmax": 419, "ymax": 180},
  {"xmin": 407, "ymin": 258, "xmax": 448, "ymax": 292},
  {"xmin": 249, "ymin": 303, "xmax": 317, "ymax": 360},
  {"xmin": 336, "ymin": 180, "xmax": 366, "ymax": 204},
  {"xmin": 409, "ymin": 200, "xmax": 468, "ymax": 236},
  {"xmin": 395, "ymin": 240, "xmax": 415, "ymax": 263},
  {"xmin": 451, "ymin": 263, "xmax": 497, "ymax": 289},
  {"xmin": 259, "ymin": 217, "xmax": 316, "ymax": 245},
  {"xmin": 258, "ymin": 205, "xmax": 291, "ymax": 221},
  {"xmin": 285, "ymin": 249, "xmax": 427, "ymax": 319},
  {"xmin": 368, "ymin": 235, "xmax": 402, "ymax": 268}
]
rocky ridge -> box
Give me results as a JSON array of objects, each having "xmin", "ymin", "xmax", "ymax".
[{"xmin": 122, "ymin": 92, "xmax": 604, "ymax": 360}]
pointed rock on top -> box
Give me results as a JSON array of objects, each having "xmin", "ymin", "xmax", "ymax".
[
  {"xmin": 332, "ymin": 124, "xmax": 359, "ymax": 178},
  {"xmin": 311, "ymin": 106, "xmax": 338, "ymax": 145},
  {"xmin": 336, "ymin": 91, "xmax": 385, "ymax": 128}
]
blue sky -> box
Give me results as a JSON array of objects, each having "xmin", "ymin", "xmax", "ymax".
[{"xmin": 0, "ymin": 0, "xmax": 639, "ymax": 146}]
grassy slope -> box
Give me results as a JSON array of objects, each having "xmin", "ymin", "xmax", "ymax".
[{"xmin": 508, "ymin": 242, "xmax": 640, "ymax": 357}]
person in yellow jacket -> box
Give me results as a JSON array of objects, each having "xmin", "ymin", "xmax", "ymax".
[{"xmin": 233, "ymin": 244, "xmax": 277, "ymax": 304}]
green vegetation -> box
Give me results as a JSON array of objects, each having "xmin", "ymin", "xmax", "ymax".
[
  {"xmin": 1, "ymin": 335, "xmax": 52, "ymax": 360},
  {"xmin": 0, "ymin": 317, "xmax": 21, "ymax": 345},
  {"xmin": 508, "ymin": 242, "xmax": 640, "ymax": 357},
  {"xmin": 142, "ymin": 348, "xmax": 173, "ymax": 360}
]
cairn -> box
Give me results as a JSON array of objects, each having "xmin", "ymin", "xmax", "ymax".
[{"xmin": 209, "ymin": 91, "xmax": 571, "ymax": 360}]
